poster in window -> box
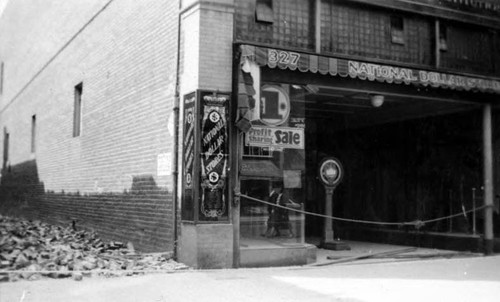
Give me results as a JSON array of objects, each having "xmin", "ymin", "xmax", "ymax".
[{"xmin": 284, "ymin": 170, "xmax": 301, "ymax": 189}]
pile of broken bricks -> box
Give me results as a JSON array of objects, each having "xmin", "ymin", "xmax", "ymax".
[{"xmin": 0, "ymin": 215, "xmax": 189, "ymax": 282}]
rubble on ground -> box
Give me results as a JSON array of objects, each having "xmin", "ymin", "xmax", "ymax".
[{"xmin": 0, "ymin": 215, "xmax": 188, "ymax": 282}]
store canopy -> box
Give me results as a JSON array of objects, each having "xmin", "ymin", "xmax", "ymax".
[{"xmin": 240, "ymin": 44, "xmax": 500, "ymax": 95}]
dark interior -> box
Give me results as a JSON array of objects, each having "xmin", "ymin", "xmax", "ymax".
[{"xmin": 300, "ymin": 85, "xmax": 485, "ymax": 238}]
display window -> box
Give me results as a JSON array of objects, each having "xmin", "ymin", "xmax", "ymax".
[
  {"xmin": 237, "ymin": 63, "xmax": 485, "ymax": 250},
  {"xmin": 239, "ymin": 83, "xmax": 307, "ymax": 244},
  {"xmin": 235, "ymin": 43, "xmax": 499, "ymax": 262}
]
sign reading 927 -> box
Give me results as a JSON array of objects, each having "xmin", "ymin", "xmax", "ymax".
[{"xmin": 245, "ymin": 126, "xmax": 304, "ymax": 150}]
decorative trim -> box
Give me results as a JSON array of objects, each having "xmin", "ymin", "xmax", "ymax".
[{"xmin": 240, "ymin": 44, "xmax": 500, "ymax": 95}]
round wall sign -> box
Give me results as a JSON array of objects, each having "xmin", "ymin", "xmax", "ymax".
[
  {"xmin": 318, "ymin": 157, "xmax": 344, "ymax": 187},
  {"xmin": 259, "ymin": 85, "xmax": 290, "ymax": 126}
]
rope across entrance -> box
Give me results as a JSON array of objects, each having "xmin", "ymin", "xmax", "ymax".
[{"xmin": 237, "ymin": 193, "xmax": 489, "ymax": 230}]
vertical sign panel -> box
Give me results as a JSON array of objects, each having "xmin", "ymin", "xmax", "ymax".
[
  {"xmin": 182, "ymin": 92, "xmax": 196, "ymax": 221},
  {"xmin": 199, "ymin": 91, "xmax": 229, "ymax": 221}
]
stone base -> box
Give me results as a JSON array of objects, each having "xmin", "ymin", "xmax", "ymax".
[
  {"xmin": 178, "ymin": 223, "xmax": 234, "ymax": 269},
  {"xmin": 321, "ymin": 240, "xmax": 351, "ymax": 250},
  {"xmin": 240, "ymin": 243, "xmax": 317, "ymax": 267}
]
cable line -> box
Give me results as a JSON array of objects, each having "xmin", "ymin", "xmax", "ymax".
[{"xmin": 237, "ymin": 193, "xmax": 488, "ymax": 229}]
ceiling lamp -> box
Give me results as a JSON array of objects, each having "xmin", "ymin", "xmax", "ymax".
[{"xmin": 370, "ymin": 94, "xmax": 385, "ymax": 107}]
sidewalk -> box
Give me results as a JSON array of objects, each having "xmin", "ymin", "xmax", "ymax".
[
  {"xmin": 313, "ymin": 240, "xmax": 481, "ymax": 265},
  {"xmin": 1, "ymin": 241, "xmax": 499, "ymax": 302}
]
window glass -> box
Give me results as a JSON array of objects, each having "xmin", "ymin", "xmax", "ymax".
[
  {"xmin": 31, "ymin": 115, "xmax": 36, "ymax": 153},
  {"xmin": 73, "ymin": 83, "xmax": 83, "ymax": 137},
  {"xmin": 255, "ymin": 0, "xmax": 274, "ymax": 24},
  {"xmin": 2, "ymin": 129, "xmax": 8, "ymax": 168},
  {"xmin": 240, "ymin": 83, "xmax": 306, "ymax": 244},
  {"xmin": 390, "ymin": 15, "xmax": 405, "ymax": 45},
  {"xmin": 439, "ymin": 22, "xmax": 448, "ymax": 51}
]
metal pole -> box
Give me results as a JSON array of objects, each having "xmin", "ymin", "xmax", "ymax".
[
  {"xmin": 231, "ymin": 44, "xmax": 242, "ymax": 268},
  {"xmin": 472, "ymin": 188, "xmax": 476, "ymax": 235},
  {"xmin": 323, "ymin": 187, "xmax": 335, "ymax": 242},
  {"xmin": 300, "ymin": 203, "xmax": 305, "ymax": 244},
  {"xmin": 483, "ymin": 104, "xmax": 494, "ymax": 255},
  {"xmin": 315, "ymin": 0, "xmax": 321, "ymax": 53},
  {"xmin": 320, "ymin": 186, "xmax": 350, "ymax": 250},
  {"xmin": 434, "ymin": 20, "xmax": 441, "ymax": 68},
  {"xmin": 449, "ymin": 189, "xmax": 453, "ymax": 233}
]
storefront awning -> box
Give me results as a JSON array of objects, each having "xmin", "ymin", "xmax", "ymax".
[{"xmin": 240, "ymin": 44, "xmax": 500, "ymax": 95}]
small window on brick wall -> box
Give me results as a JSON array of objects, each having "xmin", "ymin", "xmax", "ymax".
[
  {"xmin": 73, "ymin": 83, "xmax": 83, "ymax": 137},
  {"xmin": 390, "ymin": 15, "xmax": 405, "ymax": 45},
  {"xmin": 255, "ymin": 0, "xmax": 273, "ymax": 24},
  {"xmin": 3, "ymin": 128, "xmax": 9, "ymax": 170},
  {"xmin": 31, "ymin": 115, "xmax": 36, "ymax": 153}
]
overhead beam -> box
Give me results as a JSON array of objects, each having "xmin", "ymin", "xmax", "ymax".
[{"xmin": 342, "ymin": 0, "xmax": 500, "ymax": 29}]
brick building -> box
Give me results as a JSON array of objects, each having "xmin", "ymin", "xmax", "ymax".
[
  {"xmin": 0, "ymin": 0, "xmax": 179, "ymax": 253},
  {"xmin": 1, "ymin": 0, "xmax": 499, "ymax": 269}
]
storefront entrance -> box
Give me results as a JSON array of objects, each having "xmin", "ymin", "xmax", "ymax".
[
  {"xmin": 300, "ymin": 84, "xmax": 483, "ymax": 240},
  {"xmin": 236, "ymin": 63, "xmax": 491, "ymax": 266}
]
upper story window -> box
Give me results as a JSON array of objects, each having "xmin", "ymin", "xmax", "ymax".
[
  {"xmin": 255, "ymin": 0, "xmax": 274, "ymax": 24},
  {"xmin": 390, "ymin": 15, "xmax": 405, "ymax": 45},
  {"xmin": 73, "ymin": 83, "xmax": 83, "ymax": 137},
  {"xmin": 439, "ymin": 22, "xmax": 448, "ymax": 51},
  {"xmin": 3, "ymin": 128, "xmax": 9, "ymax": 170}
]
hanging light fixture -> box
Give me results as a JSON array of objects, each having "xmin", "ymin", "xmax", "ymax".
[{"xmin": 370, "ymin": 94, "xmax": 385, "ymax": 107}]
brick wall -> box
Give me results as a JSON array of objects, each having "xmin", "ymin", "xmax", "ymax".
[
  {"xmin": 0, "ymin": 171, "xmax": 173, "ymax": 253},
  {"xmin": 0, "ymin": 0, "xmax": 180, "ymax": 252},
  {"xmin": 0, "ymin": 0, "xmax": 112, "ymax": 109},
  {"xmin": 177, "ymin": 0, "xmax": 235, "ymax": 268},
  {"xmin": 235, "ymin": 0, "xmax": 315, "ymax": 51},
  {"xmin": 198, "ymin": 2, "xmax": 235, "ymax": 92}
]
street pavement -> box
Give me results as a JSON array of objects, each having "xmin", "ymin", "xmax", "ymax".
[{"xmin": 1, "ymin": 243, "xmax": 500, "ymax": 302}]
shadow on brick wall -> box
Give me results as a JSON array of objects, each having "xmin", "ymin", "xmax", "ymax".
[
  {"xmin": 0, "ymin": 159, "xmax": 45, "ymax": 218},
  {"xmin": 0, "ymin": 160, "xmax": 175, "ymax": 253}
]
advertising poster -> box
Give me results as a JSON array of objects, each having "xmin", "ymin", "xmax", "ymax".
[
  {"xmin": 245, "ymin": 126, "xmax": 305, "ymax": 150},
  {"xmin": 199, "ymin": 91, "xmax": 229, "ymax": 220},
  {"xmin": 181, "ymin": 92, "xmax": 196, "ymax": 221}
]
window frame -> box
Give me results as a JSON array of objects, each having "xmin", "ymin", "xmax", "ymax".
[
  {"xmin": 3, "ymin": 129, "xmax": 9, "ymax": 168},
  {"xmin": 255, "ymin": 0, "xmax": 274, "ymax": 24},
  {"xmin": 73, "ymin": 82, "xmax": 83, "ymax": 137},
  {"xmin": 439, "ymin": 22, "xmax": 448, "ymax": 51},
  {"xmin": 390, "ymin": 15, "xmax": 405, "ymax": 45},
  {"xmin": 31, "ymin": 114, "xmax": 36, "ymax": 153}
]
